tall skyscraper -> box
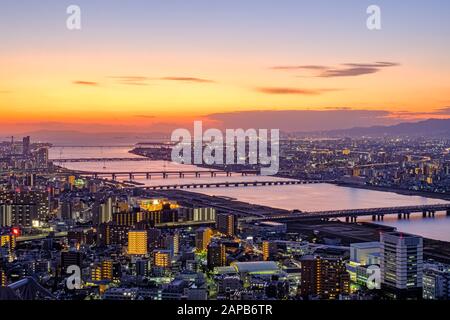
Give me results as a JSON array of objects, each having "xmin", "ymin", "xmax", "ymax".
[
  {"xmin": 216, "ymin": 213, "xmax": 237, "ymax": 237},
  {"xmin": 22, "ymin": 136, "xmax": 30, "ymax": 156},
  {"xmin": 381, "ymin": 232, "xmax": 423, "ymax": 299},
  {"xmin": 128, "ymin": 230, "xmax": 148, "ymax": 255},
  {"xmin": 100, "ymin": 198, "xmax": 113, "ymax": 224},
  {"xmin": 35, "ymin": 147, "xmax": 49, "ymax": 168}
]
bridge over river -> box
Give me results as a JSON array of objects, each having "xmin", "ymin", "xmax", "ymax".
[
  {"xmin": 53, "ymin": 157, "xmax": 151, "ymax": 162},
  {"xmin": 244, "ymin": 203, "xmax": 450, "ymax": 223},
  {"xmin": 139, "ymin": 179, "xmax": 331, "ymax": 190},
  {"xmin": 74, "ymin": 169, "xmax": 261, "ymax": 180}
]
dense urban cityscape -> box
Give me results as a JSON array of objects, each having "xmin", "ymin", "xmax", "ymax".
[
  {"xmin": 1, "ymin": 135, "xmax": 450, "ymax": 301},
  {"xmin": 2, "ymin": 1, "xmax": 450, "ymax": 314}
]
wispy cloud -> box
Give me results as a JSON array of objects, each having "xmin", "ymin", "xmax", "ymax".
[
  {"xmin": 110, "ymin": 76, "xmax": 149, "ymax": 81},
  {"xmin": 108, "ymin": 75, "xmax": 215, "ymax": 85},
  {"xmin": 256, "ymin": 87, "xmax": 338, "ymax": 95},
  {"xmin": 109, "ymin": 76, "xmax": 150, "ymax": 86},
  {"xmin": 160, "ymin": 77, "xmax": 215, "ymax": 83},
  {"xmin": 73, "ymin": 80, "xmax": 99, "ymax": 86},
  {"xmin": 319, "ymin": 62, "xmax": 399, "ymax": 77},
  {"xmin": 319, "ymin": 67, "xmax": 379, "ymax": 77},
  {"xmin": 390, "ymin": 106, "xmax": 450, "ymax": 118},
  {"xmin": 432, "ymin": 106, "xmax": 450, "ymax": 115},
  {"xmin": 270, "ymin": 65, "xmax": 328, "ymax": 71},
  {"xmin": 270, "ymin": 61, "xmax": 399, "ymax": 78}
]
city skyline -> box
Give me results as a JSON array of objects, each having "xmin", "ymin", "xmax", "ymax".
[
  {"xmin": 1, "ymin": 1, "xmax": 450, "ymax": 305},
  {"xmin": 1, "ymin": 0, "xmax": 450, "ymax": 135}
]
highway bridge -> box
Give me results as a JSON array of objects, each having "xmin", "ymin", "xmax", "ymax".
[
  {"xmin": 244, "ymin": 203, "xmax": 450, "ymax": 223},
  {"xmin": 53, "ymin": 157, "xmax": 150, "ymax": 162},
  {"xmin": 140, "ymin": 179, "xmax": 330, "ymax": 190},
  {"xmin": 76, "ymin": 169, "xmax": 261, "ymax": 180}
]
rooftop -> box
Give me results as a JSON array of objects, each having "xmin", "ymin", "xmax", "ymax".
[
  {"xmin": 350, "ymin": 242, "xmax": 381, "ymax": 249},
  {"xmin": 231, "ymin": 261, "xmax": 280, "ymax": 274}
]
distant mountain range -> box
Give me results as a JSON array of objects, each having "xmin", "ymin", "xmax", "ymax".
[{"xmin": 307, "ymin": 118, "xmax": 450, "ymax": 137}]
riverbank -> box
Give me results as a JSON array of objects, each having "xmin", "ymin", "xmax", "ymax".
[{"xmin": 335, "ymin": 182, "xmax": 450, "ymax": 201}]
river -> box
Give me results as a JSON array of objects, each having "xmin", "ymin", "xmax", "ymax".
[{"xmin": 50, "ymin": 146, "xmax": 450, "ymax": 241}]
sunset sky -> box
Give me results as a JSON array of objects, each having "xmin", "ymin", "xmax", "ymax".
[{"xmin": 1, "ymin": 0, "xmax": 450, "ymax": 135}]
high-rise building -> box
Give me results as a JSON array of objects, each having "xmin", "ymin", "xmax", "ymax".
[
  {"xmin": 179, "ymin": 207, "xmax": 216, "ymax": 222},
  {"xmin": 0, "ymin": 191, "xmax": 49, "ymax": 226},
  {"xmin": 68, "ymin": 176, "xmax": 76, "ymax": 186},
  {"xmin": 91, "ymin": 265, "xmax": 102, "ymax": 282},
  {"xmin": 381, "ymin": 232, "xmax": 423, "ymax": 299},
  {"xmin": 35, "ymin": 147, "xmax": 49, "ymax": 168},
  {"xmin": 1, "ymin": 234, "xmax": 16, "ymax": 258},
  {"xmin": 207, "ymin": 242, "xmax": 226, "ymax": 269},
  {"xmin": 11, "ymin": 203, "xmax": 38, "ymax": 227},
  {"xmin": 262, "ymin": 241, "xmax": 278, "ymax": 261},
  {"xmin": 61, "ymin": 201, "xmax": 73, "ymax": 221},
  {"xmin": 98, "ymin": 223, "xmax": 129, "ymax": 246},
  {"xmin": 101, "ymin": 260, "xmax": 113, "ymax": 281},
  {"xmin": 195, "ymin": 227, "xmax": 213, "ymax": 251},
  {"xmin": 147, "ymin": 228, "xmax": 161, "ymax": 248},
  {"xmin": 0, "ymin": 269, "xmax": 7, "ymax": 287},
  {"xmin": 216, "ymin": 213, "xmax": 237, "ymax": 237},
  {"xmin": 114, "ymin": 211, "xmax": 136, "ymax": 226},
  {"xmin": 61, "ymin": 250, "xmax": 83, "ymax": 275},
  {"xmin": 299, "ymin": 255, "xmax": 350, "ymax": 300},
  {"xmin": 161, "ymin": 232, "xmax": 180, "ymax": 257},
  {"xmin": 136, "ymin": 207, "xmax": 178, "ymax": 225},
  {"xmin": 128, "ymin": 230, "xmax": 148, "ymax": 255},
  {"xmin": 22, "ymin": 136, "xmax": 31, "ymax": 156},
  {"xmin": 135, "ymin": 259, "xmax": 151, "ymax": 277},
  {"xmin": 299, "ymin": 256, "xmax": 316, "ymax": 297},
  {"xmin": 100, "ymin": 198, "xmax": 113, "ymax": 224},
  {"xmin": 25, "ymin": 174, "xmax": 35, "ymax": 187},
  {"xmin": 112, "ymin": 262, "xmax": 122, "ymax": 282},
  {"xmin": 153, "ymin": 250, "xmax": 171, "ymax": 268},
  {"xmin": 0, "ymin": 204, "xmax": 12, "ymax": 227},
  {"xmin": 347, "ymin": 242, "xmax": 381, "ymax": 284},
  {"xmin": 422, "ymin": 264, "xmax": 450, "ymax": 300},
  {"xmin": 350, "ymin": 242, "xmax": 381, "ymax": 265}
]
